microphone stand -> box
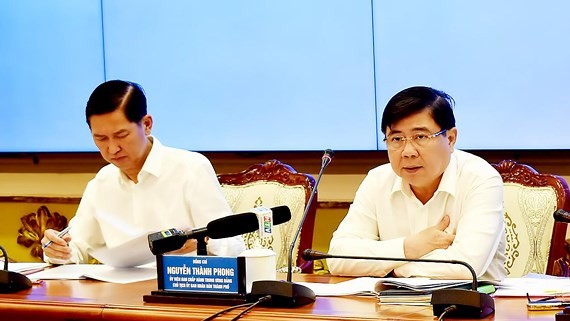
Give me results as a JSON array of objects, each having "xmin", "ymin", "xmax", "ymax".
[
  {"xmin": 249, "ymin": 150, "xmax": 333, "ymax": 307},
  {"xmin": 286, "ymin": 153, "xmax": 330, "ymax": 282},
  {"xmin": 553, "ymin": 209, "xmax": 570, "ymax": 321},
  {"xmin": 302, "ymin": 250, "xmax": 495, "ymax": 319},
  {"xmin": 197, "ymin": 239, "xmax": 207, "ymax": 256}
]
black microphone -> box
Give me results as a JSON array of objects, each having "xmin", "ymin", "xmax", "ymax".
[
  {"xmin": 302, "ymin": 249, "xmax": 494, "ymax": 319},
  {"xmin": 0, "ymin": 246, "xmax": 32, "ymax": 293},
  {"xmin": 249, "ymin": 149, "xmax": 334, "ymax": 307},
  {"xmin": 148, "ymin": 206, "xmax": 292, "ymax": 255},
  {"xmin": 554, "ymin": 209, "xmax": 570, "ymax": 223}
]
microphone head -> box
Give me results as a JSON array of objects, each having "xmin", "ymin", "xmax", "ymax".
[
  {"xmin": 208, "ymin": 212, "xmax": 259, "ymax": 239},
  {"xmin": 207, "ymin": 206, "xmax": 292, "ymax": 239},
  {"xmin": 271, "ymin": 205, "xmax": 292, "ymax": 225},
  {"xmin": 148, "ymin": 228, "xmax": 188, "ymax": 255},
  {"xmin": 301, "ymin": 249, "xmax": 329, "ymax": 261},
  {"xmin": 321, "ymin": 149, "xmax": 334, "ymax": 168},
  {"xmin": 301, "ymin": 249, "xmax": 315, "ymax": 261},
  {"xmin": 554, "ymin": 209, "xmax": 570, "ymax": 223}
]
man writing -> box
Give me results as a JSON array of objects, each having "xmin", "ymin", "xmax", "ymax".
[{"xmin": 42, "ymin": 80, "xmax": 245, "ymax": 264}]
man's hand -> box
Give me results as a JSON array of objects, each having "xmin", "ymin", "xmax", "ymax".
[
  {"xmin": 42, "ymin": 228, "xmax": 72, "ymax": 262},
  {"xmin": 404, "ymin": 215, "xmax": 455, "ymax": 259},
  {"xmin": 166, "ymin": 239, "xmax": 198, "ymax": 255}
]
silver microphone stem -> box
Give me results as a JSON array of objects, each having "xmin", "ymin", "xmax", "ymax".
[{"xmin": 286, "ymin": 157, "xmax": 329, "ymax": 282}]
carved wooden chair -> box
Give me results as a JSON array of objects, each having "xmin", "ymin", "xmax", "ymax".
[
  {"xmin": 217, "ymin": 159, "xmax": 316, "ymax": 273},
  {"xmin": 492, "ymin": 160, "xmax": 570, "ymax": 277}
]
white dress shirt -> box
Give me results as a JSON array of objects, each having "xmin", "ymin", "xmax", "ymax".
[
  {"xmin": 50, "ymin": 137, "xmax": 245, "ymax": 264},
  {"xmin": 328, "ymin": 150, "xmax": 506, "ymax": 281}
]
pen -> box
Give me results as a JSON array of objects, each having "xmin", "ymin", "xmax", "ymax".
[
  {"xmin": 42, "ymin": 226, "xmax": 71, "ymax": 249},
  {"xmin": 527, "ymin": 301, "xmax": 570, "ymax": 311}
]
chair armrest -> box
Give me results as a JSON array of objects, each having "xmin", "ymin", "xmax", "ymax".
[{"xmin": 552, "ymin": 240, "xmax": 570, "ymax": 277}]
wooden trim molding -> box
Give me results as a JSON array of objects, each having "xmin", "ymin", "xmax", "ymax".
[
  {"xmin": 3, "ymin": 149, "xmax": 570, "ymax": 175},
  {"xmin": 0, "ymin": 196, "xmax": 351, "ymax": 209},
  {"xmin": 317, "ymin": 201, "xmax": 351, "ymax": 209},
  {"xmin": 0, "ymin": 196, "xmax": 81, "ymax": 204}
]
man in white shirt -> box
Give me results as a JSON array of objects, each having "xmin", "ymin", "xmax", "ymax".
[
  {"xmin": 42, "ymin": 80, "xmax": 245, "ymax": 264},
  {"xmin": 328, "ymin": 86, "xmax": 506, "ymax": 281}
]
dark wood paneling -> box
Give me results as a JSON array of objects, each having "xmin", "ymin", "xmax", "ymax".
[{"xmin": 2, "ymin": 150, "xmax": 570, "ymax": 175}]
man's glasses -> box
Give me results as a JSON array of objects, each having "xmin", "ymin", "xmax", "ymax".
[{"xmin": 383, "ymin": 129, "xmax": 447, "ymax": 150}]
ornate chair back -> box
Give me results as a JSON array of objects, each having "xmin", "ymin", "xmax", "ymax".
[
  {"xmin": 492, "ymin": 160, "xmax": 570, "ymax": 277},
  {"xmin": 217, "ymin": 160, "xmax": 316, "ymax": 273}
]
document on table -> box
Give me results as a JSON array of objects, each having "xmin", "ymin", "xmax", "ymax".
[
  {"xmin": 377, "ymin": 288, "xmax": 432, "ymax": 306},
  {"xmin": 494, "ymin": 274, "xmax": 570, "ymax": 297},
  {"xmin": 297, "ymin": 277, "xmax": 380, "ymax": 296},
  {"xmin": 375, "ymin": 278, "xmax": 475, "ymax": 292},
  {"xmin": 27, "ymin": 264, "xmax": 157, "ymax": 284},
  {"xmin": 3, "ymin": 261, "xmax": 49, "ymax": 275},
  {"xmin": 88, "ymin": 232, "xmax": 156, "ymax": 268},
  {"xmin": 297, "ymin": 277, "xmax": 474, "ymax": 297}
]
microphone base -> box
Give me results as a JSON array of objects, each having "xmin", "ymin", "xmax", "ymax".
[
  {"xmin": 248, "ymin": 280, "xmax": 316, "ymax": 307},
  {"xmin": 431, "ymin": 288, "xmax": 495, "ymax": 319},
  {"xmin": 0, "ymin": 270, "xmax": 32, "ymax": 293}
]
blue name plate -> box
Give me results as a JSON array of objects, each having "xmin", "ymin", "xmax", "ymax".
[{"xmin": 158, "ymin": 255, "xmax": 246, "ymax": 295}]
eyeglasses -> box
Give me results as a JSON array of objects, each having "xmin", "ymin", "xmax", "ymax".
[{"xmin": 383, "ymin": 129, "xmax": 447, "ymax": 150}]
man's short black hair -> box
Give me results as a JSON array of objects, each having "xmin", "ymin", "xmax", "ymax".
[
  {"xmin": 85, "ymin": 80, "xmax": 147, "ymax": 127},
  {"xmin": 381, "ymin": 86, "xmax": 456, "ymax": 135}
]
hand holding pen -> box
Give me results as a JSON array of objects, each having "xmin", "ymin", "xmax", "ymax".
[
  {"xmin": 41, "ymin": 226, "xmax": 73, "ymax": 262},
  {"xmin": 43, "ymin": 226, "xmax": 71, "ymax": 249}
]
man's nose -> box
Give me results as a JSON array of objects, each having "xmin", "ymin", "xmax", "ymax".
[
  {"xmin": 108, "ymin": 139, "xmax": 121, "ymax": 154},
  {"xmin": 401, "ymin": 139, "xmax": 418, "ymax": 157}
]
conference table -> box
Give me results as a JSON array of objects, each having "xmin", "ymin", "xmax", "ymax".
[{"xmin": 0, "ymin": 273, "xmax": 563, "ymax": 321}]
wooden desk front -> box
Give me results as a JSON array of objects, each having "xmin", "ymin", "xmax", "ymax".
[{"xmin": 0, "ymin": 274, "xmax": 560, "ymax": 321}]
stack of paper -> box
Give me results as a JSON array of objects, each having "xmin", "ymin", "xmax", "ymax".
[
  {"xmin": 377, "ymin": 288, "xmax": 432, "ymax": 306},
  {"xmin": 297, "ymin": 277, "xmax": 380, "ymax": 296},
  {"xmin": 373, "ymin": 278, "xmax": 477, "ymax": 306},
  {"xmin": 27, "ymin": 264, "xmax": 156, "ymax": 284},
  {"xmin": 5, "ymin": 262, "xmax": 49, "ymax": 275},
  {"xmin": 374, "ymin": 278, "xmax": 474, "ymax": 293},
  {"xmin": 494, "ymin": 274, "xmax": 570, "ymax": 297},
  {"xmin": 297, "ymin": 277, "xmax": 475, "ymax": 298}
]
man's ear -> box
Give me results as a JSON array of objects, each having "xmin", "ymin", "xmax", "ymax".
[
  {"xmin": 142, "ymin": 115, "xmax": 153, "ymax": 135},
  {"xmin": 447, "ymin": 127, "xmax": 458, "ymax": 150}
]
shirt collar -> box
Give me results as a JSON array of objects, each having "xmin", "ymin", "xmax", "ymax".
[
  {"xmin": 437, "ymin": 152, "xmax": 457, "ymax": 197},
  {"xmin": 139, "ymin": 135, "xmax": 162, "ymax": 179},
  {"xmin": 117, "ymin": 136, "xmax": 162, "ymax": 184}
]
